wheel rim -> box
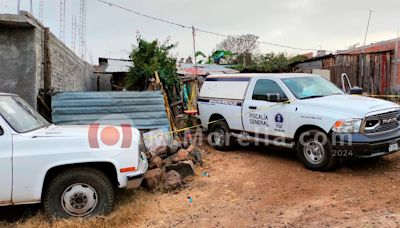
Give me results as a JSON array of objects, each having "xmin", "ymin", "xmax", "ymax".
[
  {"xmin": 303, "ymin": 140, "xmax": 325, "ymax": 165},
  {"xmin": 213, "ymin": 128, "xmax": 225, "ymax": 146},
  {"xmin": 61, "ymin": 183, "xmax": 98, "ymax": 217}
]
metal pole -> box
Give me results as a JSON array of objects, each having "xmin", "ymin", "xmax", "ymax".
[
  {"xmin": 363, "ymin": 10, "xmax": 373, "ymax": 46},
  {"xmin": 17, "ymin": 0, "xmax": 20, "ymax": 14},
  {"xmin": 192, "ymin": 26, "xmax": 198, "ymax": 77},
  {"xmin": 30, "ymin": 0, "xmax": 33, "ymax": 14}
]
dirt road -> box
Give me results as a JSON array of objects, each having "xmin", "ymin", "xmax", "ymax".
[{"xmin": 2, "ymin": 144, "xmax": 400, "ymax": 227}]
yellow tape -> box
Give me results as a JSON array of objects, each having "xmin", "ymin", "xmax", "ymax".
[
  {"xmin": 143, "ymin": 100, "xmax": 291, "ymax": 140},
  {"xmin": 366, "ymin": 95, "xmax": 400, "ymax": 98}
]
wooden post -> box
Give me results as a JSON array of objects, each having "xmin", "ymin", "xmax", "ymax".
[{"xmin": 155, "ymin": 72, "xmax": 177, "ymax": 132}]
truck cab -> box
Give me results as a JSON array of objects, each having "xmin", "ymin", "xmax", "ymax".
[
  {"xmin": 0, "ymin": 93, "xmax": 148, "ymax": 218},
  {"xmin": 198, "ymin": 74, "xmax": 400, "ymax": 171}
]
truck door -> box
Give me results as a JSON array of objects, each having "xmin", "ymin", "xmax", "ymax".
[
  {"xmin": 242, "ymin": 79, "xmax": 290, "ymax": 141},
  {"xmin": 0, "ymin": 117, "xmax": 12, "ymax": 204}
]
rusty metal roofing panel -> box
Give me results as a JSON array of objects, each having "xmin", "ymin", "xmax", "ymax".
[{"xmin": 52, "ymin": 91, "xmax": 170, "ymax": 130}]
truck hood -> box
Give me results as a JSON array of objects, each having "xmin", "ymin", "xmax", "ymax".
[
  {"xmin": 299, "ymin": 94, "xmax": 400, "ymax": 118},
  {"xmin": 26, "ymin": 125, "xmax": 92, "ymax": 138}
]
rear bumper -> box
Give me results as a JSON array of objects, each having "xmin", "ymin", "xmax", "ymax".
[
  {"xmin": 332, "ymin": 130, "xmax": 400, "ymax": 158},
  {"xmin": 126, "ymin": 152, "xmax": 148, "ymax": 189}
]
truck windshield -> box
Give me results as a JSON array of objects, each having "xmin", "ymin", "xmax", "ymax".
[
  {"xmin": 0, "ymin": 96, "xmax": 50, "ymax": 133},
  {"xmin": 282, "ymin": 76, "xmax": 344, "ymax": 99}
]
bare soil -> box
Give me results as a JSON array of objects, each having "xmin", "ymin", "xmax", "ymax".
[{"xmin": 1, "ymin": 144, "xmax": 400, "ymax": 228}]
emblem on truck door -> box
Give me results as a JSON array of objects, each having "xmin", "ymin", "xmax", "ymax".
[{"xmin": 275, "ymin": 114, "xmax": 284, "ymax": 129}]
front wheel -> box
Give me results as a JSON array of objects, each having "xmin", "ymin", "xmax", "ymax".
[
  {"xmin": 43, "ymin": 167, "xmax": 115, "ymax": 218},
  {"xmin": 296, "ymin": 130, "xmax": 337, "ymax": 171},
  {"xmin": 209, "ymin": 121, "xmax": 234, "ymax": 151}
]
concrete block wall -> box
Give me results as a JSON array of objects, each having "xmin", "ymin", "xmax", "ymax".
[
  {"xmin": 0, "ymin": 13, "xmax": 95, "ymax": 109},
  {"xmin": 48, "ymin": 33, "xmax": 95, "ymax": 92},
  {"xmin": 0, "ymin": 24, "xmax": 39, "ymax": 107}
]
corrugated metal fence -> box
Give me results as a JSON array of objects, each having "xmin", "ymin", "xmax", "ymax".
[{"xmin": 52, "ymin": 91, "xmax": 170, "ymax": 130}]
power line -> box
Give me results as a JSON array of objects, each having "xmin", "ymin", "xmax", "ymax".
[
  {"xmin": 94, "ymin": 0, "xmax": 190, "ymax": 29},
  {"xmin": 92, "ymin": 0, "xmax": 319, "ymax": 51}
]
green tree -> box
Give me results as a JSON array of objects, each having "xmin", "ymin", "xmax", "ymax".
[{"xmin": 127, "ymin": 37, "xmax": 178, "ymax": 94}]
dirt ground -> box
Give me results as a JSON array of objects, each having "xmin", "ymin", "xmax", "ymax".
[{"xmin": 1, "ymin": 143, "xmax": 400, "ymax": 228}]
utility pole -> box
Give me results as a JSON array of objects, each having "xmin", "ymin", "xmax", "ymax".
[
  {"xmin": 79, "ymin": 0, "xmax": 87, "ymax": 60},
  {"xmin": 17, "ymin": 0, "xmax": 20, "ymax": 14},
  {"xmin": 192, "ymin": 26, "xmax": 198, "ymax": 77},
  {"xmin": 39, "ymin": 0, "xmax": 44, "ymax": 22},
  {"xmin": 71, "ymin": 15, "xmax": 77, "ymax": 53},
  {"xmin": 60, "ymin": 0, "xmax": 66, "ymax": 42},
  {"xmin": 30, "ymin": 0, "xmax": 33, "ymax": 14},
  {"xmin": 363, "ymin": 9, "xmax": 373, "ymax": 46}
]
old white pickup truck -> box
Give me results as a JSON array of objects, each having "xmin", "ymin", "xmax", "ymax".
[
  {"xmin": 198, "ymin": 73, "xmax": 400, "ymax": 171},
  {"xmin": 0, "ymin": 93, "xmax": 148, "ymax": 218}
]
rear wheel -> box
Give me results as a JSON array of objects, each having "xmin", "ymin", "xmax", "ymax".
[
  {"xmin": 296, "ymin": 130, "xmax": 337, "ymax": 171},
  {"xmin": 43, "ymin": 167, "xmax": 114, "ymax": 219},
  {"xmin": 209, "ymin": 121, "xmax": 234, "ymax": 151}
]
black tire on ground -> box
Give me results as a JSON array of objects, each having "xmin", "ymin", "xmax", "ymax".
[
  {"xmin": 296, "ymin": 130, "xmax": 337, "ymax": 171},
  {"xmin": 209, "ymin": 121, "xmax": 234, "ymax": 151},
  {"xmin": 43, "ymin": 167, "xmax": 115, "ymax": 219}
]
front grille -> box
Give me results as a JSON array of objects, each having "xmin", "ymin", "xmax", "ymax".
[{"xmin": 364, "ymin": 110, "xmax": 400, "ymax": 134}]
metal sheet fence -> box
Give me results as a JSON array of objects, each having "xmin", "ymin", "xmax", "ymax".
[{"xmin": 52, "ymin": 91, "xmax": 170, "ymax": 130}]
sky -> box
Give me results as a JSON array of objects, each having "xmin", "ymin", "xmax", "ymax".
[{"xmin": 1, "ymin": 0, "xmax": 400, "ymax": 64}]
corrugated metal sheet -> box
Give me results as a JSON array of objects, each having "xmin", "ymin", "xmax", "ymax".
[
  {"xmin": 52, "ymin": 91, "xmax": 170, "ymax": 129},
  {"xmin": 105, "ymin": 59, "xmax": 131, "ymax": 73}
]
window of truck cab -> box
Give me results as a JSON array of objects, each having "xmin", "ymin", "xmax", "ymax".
[
  {"xmin": 0, "ymin": 96, "xmax": 50, "ymax": 133},
  {"xmin": 252, "ymin": 79, "xmax": 288, "ymax": 101}
]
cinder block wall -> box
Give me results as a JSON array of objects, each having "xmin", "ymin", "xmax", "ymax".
[
  {"xmin": 0, "ymin": 25, "xmax": 39, "ymax": 107},
  {"xmin": 48, "ymin": 33, "xmax": 95, "ymax": 92},
  {"xmin": 0, "ymin": 13, "xmax": 95, "ymax": 109}
]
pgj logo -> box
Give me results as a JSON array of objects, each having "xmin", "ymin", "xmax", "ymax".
[{"xmin": 88, "ymin": 123, "xmax": 132, "ymax": 149}]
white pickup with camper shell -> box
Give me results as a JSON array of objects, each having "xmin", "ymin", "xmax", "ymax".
[{"xmin": 198, "ymin": 73, "xmax": 400, "ymax": 171}]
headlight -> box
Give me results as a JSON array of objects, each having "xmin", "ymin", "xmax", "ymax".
[{"xmin": 332, "ymin": 119, "xmax": 362, "ymax": 133}]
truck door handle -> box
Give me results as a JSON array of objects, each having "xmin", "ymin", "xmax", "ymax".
[{"xmin": 249, "ymin": 106, "xmax": 257, "ymax": 110}]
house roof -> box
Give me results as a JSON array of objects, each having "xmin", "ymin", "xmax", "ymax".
[
  {"xmin": 177, "ymin": 64, "xmax": 239, "ymax": 76},
  {"xmin": 98, "ymin": 58, "xmax": 132, "ymax": 73}
]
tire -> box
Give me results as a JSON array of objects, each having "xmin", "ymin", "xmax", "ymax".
[
  {"xmin": 296, "ymin": 130, "xmax": 337, "ymax": 171},
  {"xmin": 209, "ymin": 121, "xmax": 234, "ymax": 151},
  {"xmin": 43, "ymin": 167, "xmax": 114, "ymax": 219}
]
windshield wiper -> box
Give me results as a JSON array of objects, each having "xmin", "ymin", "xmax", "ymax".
[{"xmin": 300, "ymin": 95, "xmax": 325, "ymax": 100}]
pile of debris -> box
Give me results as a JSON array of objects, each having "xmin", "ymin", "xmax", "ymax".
[{"xmin": 143, "ymin": 141, "xmax": 202, "ymax": 191}]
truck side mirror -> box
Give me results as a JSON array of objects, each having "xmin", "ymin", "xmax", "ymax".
[
  {"xmin": 266, "ymin": 93, "xmax": 289, "ymax": 103},
  {"xmin": 0, "ymin": 126, "xmax": 3, "ymax": 136},
  {"xmin": 349, "ymin": 87, "xmax": 363, "ymax": 95}
]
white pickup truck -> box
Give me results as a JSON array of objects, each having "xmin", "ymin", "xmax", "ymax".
[
  {"xmin": 198, "ymin": 73, "xmax": 400, "ymax": 171},
  {"xmin": 0, "ymin": 93, "xmax": 148, "ymax": 218}
]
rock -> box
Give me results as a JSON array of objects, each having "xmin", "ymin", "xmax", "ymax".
[
  {"xmin": 187, "ymin": 145, "xmax": 195, "ymax": 153},
  {"xmin": 150, "ymin": 156, "xmax": 164, "ymax": 169},
  {"xmin": 172, "ymin": 149, "xmax": 190, "ymax": 163},
  {"xmin": 143, "ymin": 168, "xmax": 164, "ymax": 190},
  {"xmin": 166, "ymin": 160, "xmax": 195, "ymax": 178},
  {"xmin": 150, "ymin": 146, "xmax": 169, "ymax": 159},
  {"xmin": 168, "ymin": 140, "xmax": 181, "ymax": 155},
  {"xmin": 189, "ymin": 147, "xmax": 203, "ymax": 165},
  {"xmin": 164, "ymin": 170, "xmax": 181, "ymax": 190}
]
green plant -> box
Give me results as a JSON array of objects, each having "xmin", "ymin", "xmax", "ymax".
[{"xmin": 127, "ymin": 37, "xmax": 178, "ymax": 94}]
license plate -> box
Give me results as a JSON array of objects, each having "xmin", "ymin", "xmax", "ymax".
[{"xmin": 389, "ymin": 143, "xmax": 399, "ymax": 152}]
